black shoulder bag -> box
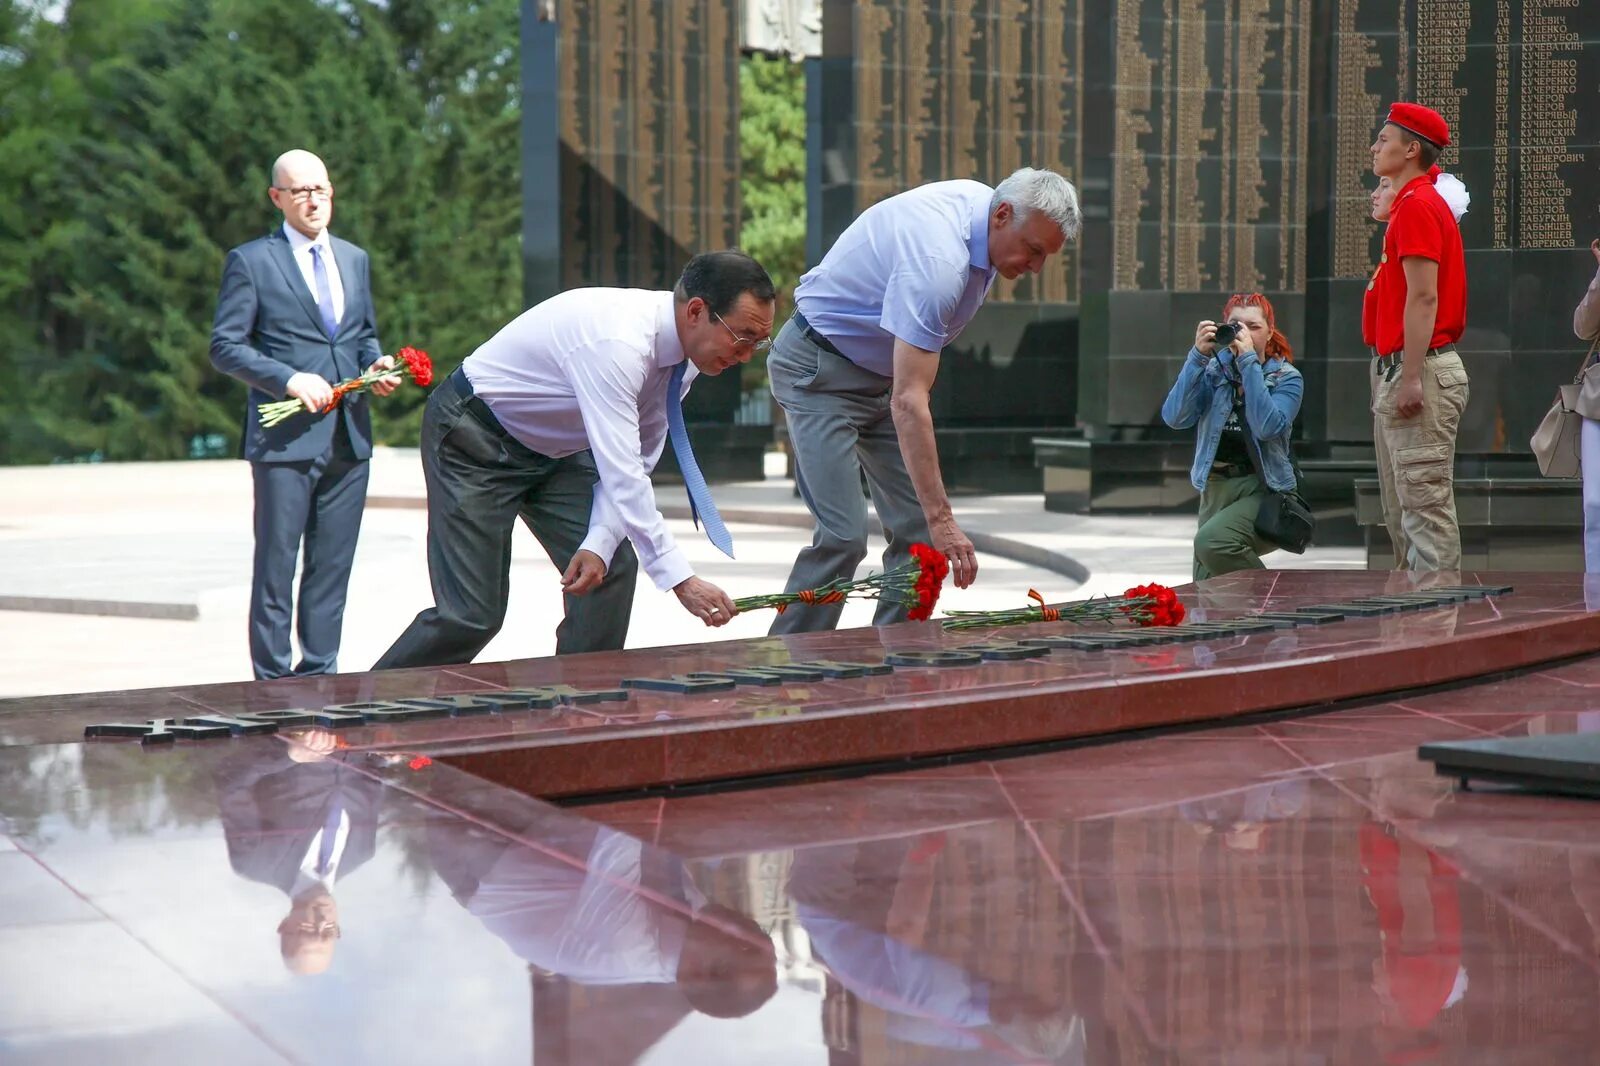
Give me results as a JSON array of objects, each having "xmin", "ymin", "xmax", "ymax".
[{"xmin": 1229, "ymin": 363, "xmax": 1315, "ymax": 554}]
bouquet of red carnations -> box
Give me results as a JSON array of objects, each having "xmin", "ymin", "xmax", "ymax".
[
  {"xmin": 939, "ymin": 582, "xmax": 1187, "ymax": 630},
  {"xmin": 734, "ymin": 542, "xmax": 950, "ymax": 620},
  {"xmin": 1120, "ymin": 582, "xmax": 1187, "ymax": 627},
  {"xmin": 257, "ymin": 346, "xmax": 434, "ymax": 428}
]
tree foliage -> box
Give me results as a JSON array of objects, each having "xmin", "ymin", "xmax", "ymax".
[
  {"xmin": 0, "ymin": 3, "xmax": 803, "ymax": 460},
  {"xmin": 0, "ymin": 0, "xmax": 521, "ymax": 462},
  {"xmin": 738, "ymin": 52, "xmax": 805, "ymax": 390}
]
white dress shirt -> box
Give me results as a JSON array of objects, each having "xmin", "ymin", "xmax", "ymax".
[
  {"xmin": 288, "ymin": 808, "xmax": 350, "ymax": 900},
  {"xmin": 282, "ymin": 222, "xmax": 345, "ymax": 327},
  {"xmin": 465, "ymin": 828, "xmax": 694, "ymax": 985},
  {"xmin": 462, "ymin": 288, "xmax": 698, "ymax": 591}
]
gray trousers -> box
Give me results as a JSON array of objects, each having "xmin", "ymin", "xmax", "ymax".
[
  {"xmin": 767, "ymin": 319, "xmax": 929, "ymax": 633},
  {"xmin": 375, "ymin": 377, "xmax": 637, "ymax": 669},
  {"xmin": 249, "ymin": 435, "xmax": 368, "ymax": 680}
]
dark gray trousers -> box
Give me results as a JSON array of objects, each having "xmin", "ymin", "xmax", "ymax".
[
  {"xmin": 375, "ymin": 378, "xmax": 637, "ymax": 669},
  {"xmin": 249, "ymin": 436, "xmax": 368, "ymax": 680}
]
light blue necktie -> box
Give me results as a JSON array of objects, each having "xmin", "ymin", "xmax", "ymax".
[
  {"xmin": 666, "ymin": 360, "xmax": 733, "ymax": 558},
  {"xmin": 309, "ymin": 246, "xmax": 339, "ymax": 338}
]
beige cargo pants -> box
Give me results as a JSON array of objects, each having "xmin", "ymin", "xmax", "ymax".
[{"xmin": 1371, "ymin": 350, "xmax": 1470, "ymax": 571}]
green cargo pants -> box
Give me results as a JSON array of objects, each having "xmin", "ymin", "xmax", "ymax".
[{"xmin": 1193, "ymin": 472, "xmax": 1278, "ymax": 581}]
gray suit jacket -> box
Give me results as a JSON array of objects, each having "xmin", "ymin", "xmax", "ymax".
[{"xmin": 210, "ymin": 228, "xmax": 383, "ymax": 463}]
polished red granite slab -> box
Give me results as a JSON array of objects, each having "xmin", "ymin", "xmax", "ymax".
[
  {"xmin": 5, "ymin": 637, "xmax": 1600, "ymax": 1061},
  {"xmin": 4, "ymin": 571, "xmax": 1598, "ymax": 800},
  {"xmin": 576, "ymin": 664, "xmax": 1600, "ymax": 1064}
]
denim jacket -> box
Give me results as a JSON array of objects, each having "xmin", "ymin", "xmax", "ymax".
[{"xmin": 1160, "ymin": 347, "xmax": 1303, "ymax": 493}]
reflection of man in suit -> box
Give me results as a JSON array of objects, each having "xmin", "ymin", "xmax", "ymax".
[
  {"xmin": 215, "ymin": 731, "xmax": 384, "ymax": 975},
  {"xmin": 210, "ymin": 149, "xmax": 398, "ymax": 679},
  {"xmin": 429, "ymin": 819, "xmax": 775, "ymax": 1019}
]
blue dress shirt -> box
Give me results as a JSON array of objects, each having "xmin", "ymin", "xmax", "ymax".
[{"xmin": 795, "ymin": 180, "xmax": 996, "ymax": 376}]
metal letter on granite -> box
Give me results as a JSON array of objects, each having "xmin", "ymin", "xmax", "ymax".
[
  {"xmin": 883, "ymin": 650, "xmax": 986, "ymax": 668},
  {"xmin": 796, "ymin": 660, "xmax": 895, "ymax": 677},
  {"xmin": 622, "ymin": 675, "xmax": 740, "ymax": 695},
  {"xmin": 955, "ymin": 642, "xmax": 1055, "ymax": 662}
]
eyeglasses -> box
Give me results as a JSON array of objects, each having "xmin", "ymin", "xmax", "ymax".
[
  {"xmin": 712, "ymin": 311, "xmax": 772, "ymax": 353},
  {"xmin": 274, "ymin": 184, "xmax": 333, "ymax": 203},
  {"xmin": 290, "ymin": 919, "xmax": 341, "ymax": 940}
]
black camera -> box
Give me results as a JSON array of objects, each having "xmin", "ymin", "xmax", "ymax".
[{"xmin": 1212, "ymin": 322, "xmax": 1240, "ymax": 349}]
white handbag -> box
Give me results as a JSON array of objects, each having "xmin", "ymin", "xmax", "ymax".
[{"xmin": 1531, "ymin": 336, "xmax": 1600, "ymax": 479}]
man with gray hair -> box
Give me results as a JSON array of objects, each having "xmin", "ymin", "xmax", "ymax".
[{"xmin": 769, "ymin": 169, "xmax": 1080, "ymax": 632}]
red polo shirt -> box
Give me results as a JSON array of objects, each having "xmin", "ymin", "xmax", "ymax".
[
  {"xmin": 1360, "ymin": 824, "xmax": 1462, "ymax": 1031},
  {"xmin": 1362, "ymin": 278, "xmax": 1379, "ymax": 348},
  {"xmin": 1372, "ymin": 175, "xmax": 1466, "ymax": 357}
]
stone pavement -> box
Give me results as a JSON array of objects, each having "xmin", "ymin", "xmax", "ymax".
[{"xmin": 0, "ymin": 451, "xmax": 1362, "ymax": 697}]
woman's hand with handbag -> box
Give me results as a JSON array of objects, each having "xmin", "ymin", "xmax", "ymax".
[{"xmin": 1530, "ymin": 335, "xmax": 1600, "ymax": 478}]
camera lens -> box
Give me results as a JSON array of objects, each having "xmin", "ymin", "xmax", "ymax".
[{"xmin": 1213, "ymin": 322, "xmax": 1239, "ymax": 348}]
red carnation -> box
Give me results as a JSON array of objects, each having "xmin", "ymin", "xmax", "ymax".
[
  {"xmin": 397, "ymin": 346, "xmax": 434, "ymax": 387},
  {"xmin": 408, "ymin": 755, "xmax": 433, "ymax": 771},
  {"xmin": 905, "ymin": 542, "xmax": 948, "ymax": 621},
  {"xmin": 732, "ymin": 540, "xmax": 948, "ymax": 619},
  {"xmin": 1120, "ymin": 582, "xmax": 1186, "ymax": 627},
  {"xmin": 258, "ymin": 343, "xmax": 436, "ymax": 427}
]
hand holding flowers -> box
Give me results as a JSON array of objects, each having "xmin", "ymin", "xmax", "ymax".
[
  {"xmin": 734, "ymin": 542, "xmax": 950, "ymax": 621},
  {"xmin": 259, "ymin": 346, "xmax": 434, "ymax": 428}
]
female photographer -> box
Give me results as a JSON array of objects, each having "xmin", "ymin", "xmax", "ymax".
[{"xmin": 1160, "ymin": 293, "xmax": 1303, "ymax": 580}]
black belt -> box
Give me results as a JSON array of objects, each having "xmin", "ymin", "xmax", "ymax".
[
  {"xmin": 1375, "ymin": 346, "xmax": 1456, "ymax": 377},
  {"xmin": 791, "ymin": 308, "xmax": 846, "ymax": 359},
  {"xmin": 447, "ymin": 365, "xmax": 515, "ymax": 441}
]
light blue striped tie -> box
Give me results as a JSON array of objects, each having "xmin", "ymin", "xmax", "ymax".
[{"xmin": 666, "ymin": 360, "xmax": 733, "ymax": 558}]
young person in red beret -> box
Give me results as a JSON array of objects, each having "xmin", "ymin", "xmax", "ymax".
[
  {"xmin": 1366, "ymin": 161, "xmax": 1470, "ymax": 570},
  {"xmin": 1368, "ymin": 103, "xmax": 1470, "ymax": 572}
]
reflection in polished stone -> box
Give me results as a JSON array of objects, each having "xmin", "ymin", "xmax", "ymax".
[
  {"xmin": 429, "ymin": 815, "xmax": 776, "ymax": 1013},
  {"xmin": 8, "ymin": 652, "xmax": 1600, "ymax": 1063},
  {"xmin": 794, "ymin": 842, "xmax": 1090, "ymax": 1061},
  {"xmin": 214, "ymin": 733, "xmax": 387, "ymax": 976}
]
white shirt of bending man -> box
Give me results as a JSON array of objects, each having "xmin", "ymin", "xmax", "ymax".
[{"xmin": 462, "ymin": 277, "xmax": 774, "ymax": 625}]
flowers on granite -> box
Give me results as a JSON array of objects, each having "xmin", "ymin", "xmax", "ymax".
[
  {"xmin": 1121, "ymin": 582, "xmax": 1187, "ymax": 627},
  {"xmin": 734, "ymin": 542, "xmax": 949, "ymax": 621},
  {"xmin": 257, "ymin": 345, "xmax": 434, "ymax": 427},
  {"xmin": 940, "ymin": 583, "xmax": 1188, "ymax": 630}
]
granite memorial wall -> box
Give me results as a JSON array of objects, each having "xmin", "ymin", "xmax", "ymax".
[
  {"xmin": 810, "ymin": 0, "xmax": 1085, "ymax": 486},
  {"xmin": 522, "ymin": 0, "xmax": 1599, "ymax": 480},
  {"xmin": 811, "ymin": 0, "xmax": 1597, "ymax": 459},
  {"xmin": 1308, "ymin": 0, "xmax": 1599, "ymax": 450},
  {"xmin": 1076, "ymin": 0, "xmax": 1315, "ymax": 434},
  {"xmin": 1076, "ymin": 0, "xmax": 1597, "ymax": 451},
  {"xmin": 521, "ymin": 0, "xmax": 752, "ymax": 473}
]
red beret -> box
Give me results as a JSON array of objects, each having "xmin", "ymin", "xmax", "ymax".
[{"xmin": 1385, "ymin": 103, "xmax": 1450, "ymax": 149}]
